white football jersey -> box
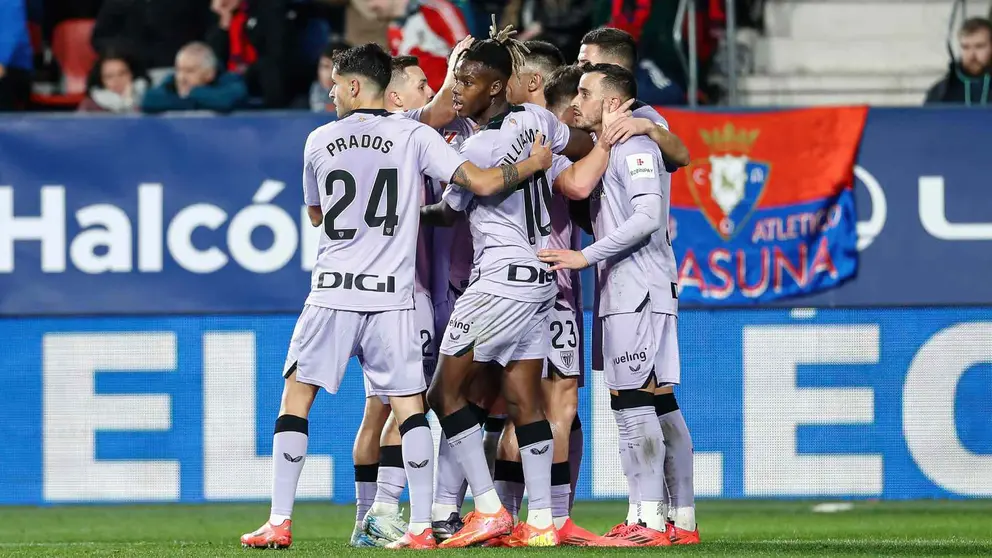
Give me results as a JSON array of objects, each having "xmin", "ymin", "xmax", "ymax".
[
  {"xmin": 302, "ymin": 108, "xmax": 468, "ymax": 311},
  {"xmin": 442, "ymin": 103, "xmax": 571, "ymax": 303}
]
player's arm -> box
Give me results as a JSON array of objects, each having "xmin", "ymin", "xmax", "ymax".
[
  {"xmin": 302, "ymin": 132, "xmax": 322, "ymax": 226},
  {"xmin": 307, "ymin": 206, "xmax": 322, "ymax": 227},
  {"xmin": 420, "ymin": 200, "xmax": 462, "ymax": 227},
  {"xmin": 411, "ymin": 36, "xmax": 474, "ymax": 129},
  {"xmin": 449, "ymin": 132, "xmax": 553, "ymax": 196},
  {"xmin": 553, "ymin": 139, "xmax": 612, "ymax": 200},
  {"xmin": 601, "ymin": 118, "xmax": 690, "ymax": 168},
  {"xmin": 559, "ymin": 127, "xmax": 595, "ymax": 161},
  {"xmin": 540, "ymin": 146, "xmax": 667, "ymax": 271},
  {"xmin": 540, "ymin": 194, "xmax": 663, "ymax": 271}
]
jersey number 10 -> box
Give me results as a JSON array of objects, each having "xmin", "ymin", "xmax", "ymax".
[
  {"xmin": 519, "ymin": 171, "xmax": 553, "ymax": 245},
  {"xmin": 323, "ymin": 168, "xmax": 399, "ymax": 240}
]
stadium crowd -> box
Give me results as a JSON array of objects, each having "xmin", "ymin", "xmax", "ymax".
[{"xmin": 0, "ymin": 0, "xmax": 755, "ymax": 114}]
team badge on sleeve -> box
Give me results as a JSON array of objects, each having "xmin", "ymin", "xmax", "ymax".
[{"xmin": 626, "ymin": 154, "xmax": 657, "ymax": 180}]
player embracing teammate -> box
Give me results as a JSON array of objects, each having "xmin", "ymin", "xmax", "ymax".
[
  {"xmin": 240, "ymin": 24, "xmax": 698, "ymax": 550},
  {"xmin": 240, "ymin": 41, "xmax": 551, "ymax": 550}
]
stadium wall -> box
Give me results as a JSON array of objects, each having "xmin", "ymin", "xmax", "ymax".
[{"xmin": 1, "ymin": 108, "xmax": 990, "ymax": 504}]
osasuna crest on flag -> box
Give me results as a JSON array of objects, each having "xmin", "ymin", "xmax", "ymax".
[
  {"xmin": 686, "ymin": 123, "xmax": 770, "ymax": 240},
  {"xmin": 665, "ymin": 107, "xmax": 867, "ymax": 305}
]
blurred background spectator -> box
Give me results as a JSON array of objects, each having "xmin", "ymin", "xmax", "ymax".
[
  {"xmin": 364, "ymin": 0, "xmax": 469, "ymax": 92},
  {"xmin": 206, "ymin": 0, "xmax": 322, "ymax": 108},
  {"xmin": 142, "ymin": 41, "xmax": 247, "ymax": 114},
  {"xmin": 91, "ymin": 0, "xmax": 211, "ymax": 85},
  {"xmin": 78, "ymin": 47, "xmax": 147, "ymax": 113},
  {"xmin": 310, "ymin": 39, "xmax": 350, "ymax": 112},
  {"xmin": 516, "ymin": 0, "xmax": 595, "ymax": 63},
  {"xmin": 0, "ymin": 0, "xmax": 34, "ymax": 111},
  {"xmin": 926, "ymin": 16, "xmax": 992, "ymax": 105}
]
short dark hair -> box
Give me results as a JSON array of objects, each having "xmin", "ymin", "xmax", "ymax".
[
  {"xmin": 580, "ymin": 27, "xmax": 637, "ymax": 70},
  {"xmin": 961, "ymin": 17, "xmax": 992, "ymax": 38},
  {"xmin": 389, "ymin": 55, "xmax": 420, "ymax": 87},
  {"xmin": 392, "ymin": 55, "xmax": 419, "ymax": 72},
  {"xmin": 583, "ymin": 63, "xmax": 637, "ymax": 100},
  {"xmin": 321, "ymin": 40, "xmax": 351, "ymax": 60},
  {"xmin": 333, "ymin": 43, "xmax": 392, "ymax": 91},
  {"xmin": 544, "ymin": 64, "xmax": 583, "ymax": 112},
  {"xmin": 461, "ymin": 39, "xmax": 515, "ymax": 79},
  {"xmin": 522, "ymin": 40, "xmax": 565, "ymax": 74}
]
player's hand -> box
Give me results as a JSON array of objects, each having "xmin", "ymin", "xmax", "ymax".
[
  {"xmin": 448, "ymin": 36, "xmax": 475, "ymax": 67},
  {"xmin": 600, "ymin": 98, "xmax": 634, "ymax": 137},
  {"xmin": 538, "ymin": 249, "xmax": 590, "ymax": 271},
  {"xmin": 603, "ymin": 116, "xmax": 654, "ymax": 146},
  {"xmin": 530, "ymin": 132, "xmax": 553, "ymax": 170}
]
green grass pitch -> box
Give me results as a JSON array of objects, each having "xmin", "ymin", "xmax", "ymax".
[{"xmin": 0, "ymin": 500, "xmax": 990, "ymax": 556}]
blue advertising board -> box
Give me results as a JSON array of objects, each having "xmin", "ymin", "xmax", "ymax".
[
  {"xmin": 0, "ymin": 307, "xmax": 988, "ymax": 504},
  {"xmin": 2, "ymin": 108, "xmax": 992, "ymax": 315}
]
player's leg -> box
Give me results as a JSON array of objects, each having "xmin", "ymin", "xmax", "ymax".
[
  {"xmin": 362, "ymin": 291, "xmax": 439, "ymax": 545},
  {"xmin": 602, "ymin": 310, "xmax": 671, "ymax": 547},
  {"xmin": 350, "ymin": 393, "xmax": 390, "ymax": 546},
  {"xmin": 435, "ymin": 292, "xmax": 545, "ymax": 548},
  {"xmin": 361, "ymin": 308, "xmax": 437, "ymax": 549},
  {"xmin": 499, "ymin": 300, "xmax": 560, "ymax": 547},
  {"xmin": 361, "ymin": 410, "xmax": 408, "ymax": 545},
  {"xmin": 653, "ymin": 314, "xmax": 698, "ymax": 545},
  {"xmin": 433, "ymin": 370, "xmax": 499, "ymax": 536},
  {"xmin": 568, "ymin": 414, "xmax": 583, "ymax": 508},
  {"xmin": 429, "ymin": 292, "xmax": 471, "ymax": 537},
  {"xmin": 484, "ymin": 413, "xmax": 507, "ymax": 476},
  {"xmin": 542, "ymin": 372, "xmax": 610, "ymax": 545},
  {"xmin": 493, "ymin": 419, "xmax": 524, "ymax": 525},
  {"xmin": 501, "ymin": 357, "xmax": 558, "ymax": 547},
  {"xmin": 241, "ymin": 305, "xmax": 354, "ymax": 549}
]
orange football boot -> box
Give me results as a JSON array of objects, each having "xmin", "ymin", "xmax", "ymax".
[
  {"xmin": 614, "ymin": 523, "xmax": 672, "ymax": 547},
  {"xmin": 559, "ymin": 518, "xmax": 634, "ymax": 547},
  {"xmin": 438, "ymin": 508, "xmax": 513, "ymax": 548},
  {"xmin": 504, "ymin": 521, "xmax": 559, "ymax": 547},
  {"xmin": 603, "ymin": 521, "xmax": 632, "ymax": 538},
  {"xmin": 671, "ymin": 525, "xmax": 701, "ymax": 545},
  {"xmin": 240, "ymin": 520, "xmax": 292, "ymax": 549},
  {"xmin": 385, "ymin": 528, "xmax": 438, "ymax": 549}
]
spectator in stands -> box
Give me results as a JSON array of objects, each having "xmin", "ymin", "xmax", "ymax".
[
  {"xmin": 79, "ymin": 49, "xmax": 148, "ymax": 113},
  {"xmin": 310, "ymin": 40, "xmax": 350, "ymax": 113},
  {"xmin": 0, "ymin": 0, "xmax": 34, "ymax": 111},
  {"xmin": 579, "ymin": 27, "xmax": 686, "ymax": 106},
  {"xmin": 142, "ymin": 42, "xmax": 247, "ymax": 114},
  {"xmin": 207, "ymin": 0, "xmax": 319, "ymax": 109},
  {"xmin": 364, "ymin": 0, "xmax": 469, "ymax": 93},
  {"xmin": 92, "ymin": 0, "xmax": 211, "ymax": 85},
  {"xmin": 515, "ymin": 0, "xmax": 595, "ymax": 63},
  {"xmin": 926, "ymin": 17, "xmax": 992, "ymax": 106}
]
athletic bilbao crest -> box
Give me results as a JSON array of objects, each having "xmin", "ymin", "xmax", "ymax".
[
  {"xmin": 686, "ymin": 123, "xmax": 770, "ymax": 240},
  {"xmin": 560, "ymin": 350, "xmax": 575, "ymax": 369}
]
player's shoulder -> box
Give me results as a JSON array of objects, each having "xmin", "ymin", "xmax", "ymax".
[
  {"xmin": 631, "ymin": 101, "xmax": 669, "ymax": 129},
  {"xmin": 519, "ymin": 102, "xmax": 556, "ymax": 125},
  {"xmin": 614, "ymin": 134, "xmax": 662, "ymax": 160}
]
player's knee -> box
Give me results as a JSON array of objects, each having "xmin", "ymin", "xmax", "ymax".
[
  {"xmin": 279, "ymin": 377, "xmax": 318, "ymax": 417},
  {"xmin": 426, "ymin": 381, "xmax": 448, "ymax": 416},
  {"xmin": 611, "ymin": 388, "xmax": 656, "ymax": 412}
]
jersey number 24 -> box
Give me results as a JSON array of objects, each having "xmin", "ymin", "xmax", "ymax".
[{"xmin": 323, "ymin": 168, "xmax": 399, "ymax": 240}]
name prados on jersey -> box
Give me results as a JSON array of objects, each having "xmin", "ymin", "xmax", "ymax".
[{"xmin": 0, "ymin": 180, "xmax": 323, "ymax": 275}]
